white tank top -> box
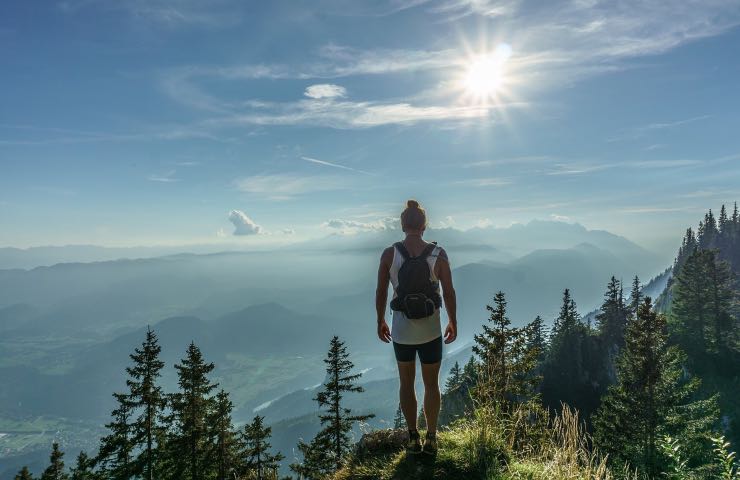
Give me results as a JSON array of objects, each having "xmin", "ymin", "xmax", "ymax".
[{"xmin": 389, "ymin": 243, "xmax": 443, "ymax": 345}]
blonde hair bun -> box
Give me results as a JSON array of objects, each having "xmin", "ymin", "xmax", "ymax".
[{"xmin": 401, "ymin": 199, "xmax": 427, "ymax": 230}]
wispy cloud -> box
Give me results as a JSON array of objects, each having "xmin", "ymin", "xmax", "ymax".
[
  {"xmin": 545, "ymin": 163, "xmax": 616, "ymax": 176},
  {"xmin": 625, "ymin": 159, "xmax": 701, "ymax": 169},
  {"xmin": 463, "ymin": 155, "xmax": 551, "ymax": 168},
  {"xmin": 203, "ymin": 98, "xmax": 508, "ymax": 129},
  {"xmin": 617, "ymin": 206, "xmax": 700, "ymax": 214},
  {"xmin": 0, "ymin": 123, "xmax": 232, "ymax": 146},
  {"xmin": 147, "ymin": 170, "xmax": 180, "ymax": 183},
  {"xmin": 234, "ymin": 173, "xmax": 350, "ymax": 200},
  {"xmin": 453, "ymin": 177, "xmax": 512, "ymax": 187},
  {"xmin": 58, "ymin": 0, "xmax": 242, "ymax": 29},
  {"xmin": 301, "ymin": 156, "xmax": 375, "ymax": 176},
  {"xmin": 608, "ymin": 115, "xmax": 712, "ymax": 142}
]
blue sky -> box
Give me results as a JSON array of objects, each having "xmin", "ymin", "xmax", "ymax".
[{"xmin": 1, "ymin": 0, "xmax": 739, "ymax": 251}]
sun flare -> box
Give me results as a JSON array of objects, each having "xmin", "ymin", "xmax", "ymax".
[{"xmin": 460, "ymin": 44, "xmax": 512, "ymax": 101}]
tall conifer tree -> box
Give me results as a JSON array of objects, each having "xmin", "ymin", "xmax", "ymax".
[
  {"xmin": 291, "ymin": 336, "xmax": 373, "ymax": 479},
  {"xmin": 210, "ymin": 390, "xmax": 240, "ymax": 480},
  {"xmin": 672, "ymin": 249, "xmax": 736, "ymax": 359},
  {"xmin": 542, "ymin": 289, "xmax": 604, "ymax": 418},
  {"xmin": 472, "ymin": 291, "xmax": 538, "ymax": 407},
  {"xmin": 170, "ymin": 342, "xmax": 218, "ymax": 480},
  {"xmin": 594, "ymin": 297, "xmax": 718, "ymax": 477},
  {"xmin": 444, "ymin": 361, "xmax": 463, "ymax": 392},
  {"xmin": 126, "ymin": 327, "xmax": 166, "ymax": 480},
  {"xmin": 525, "ymin": 315, "xmax": 548, "ymax": 362},
  {"xmin": 97, "ymin": 392, "xmax": 134, "ymax": 480},
  {"xmin": 596, "ymin": 277, "xmax": 628, "ymax": 348},
  {"xmin": 41, "ymin": 443, "xmax": 68, "ymax": 480},
  {"xmin": 14, "ymin": 466, "xmax": 34, "ymax": 480},
  {"xmin": 70, "ymin": 452, "xmax": 96, "ymax": 480},
  {"xmin": 629, "ymin": 276, "xmax": 641, "ymax": 317},
  {"xmin": 241, "ymin": 415, "xmax": 284, "ymax": 480}
]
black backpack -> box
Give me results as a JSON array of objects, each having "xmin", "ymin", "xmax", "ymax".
[{"xmin": 389, "ymin": 241, "xmax": 442, "ymax": 319}]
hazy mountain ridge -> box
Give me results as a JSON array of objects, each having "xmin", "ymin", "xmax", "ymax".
[{"xmin": 0, "ymin": 220, "xmax": 674, "ymax": 478}]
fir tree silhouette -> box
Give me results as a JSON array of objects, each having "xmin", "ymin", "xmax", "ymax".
[
  {"xmin": 170, "ymin": 342, "xmax": 218, "ymax": 480},
  {"xmin": 241, "ymin": 415, "xmax": 284, "ymax": 480},
  {"xmin": 96, "ymin": 392, "xmax": 134, "ymax": 480},
  {"xmin": 472, "ymin": 291, "xmax": 539, "ymax": 406},
  {"xmin": 593, "ymin": 297, "xmax": 718, "ymax": 477},
  {"xmin": 14, "ymin": 466, "xmax": 34, "ymax": 480},
  {"xmin": 70, "ymin": 451, "xmax": 96, "ymax": 480},
  {"xmin": 41, "ymin": 443, "xmax": 68, "ymax": 480},
  {"xmin": 125, "ymin": 327, "xmax": 166, "ymax": 480},
  {"xmin": 210, "ymin": 390, "xmax": 240, "ymax": 480},
  {"xmin": 291, "ymin": 336, "xmax": 374, "ymax": 479}
]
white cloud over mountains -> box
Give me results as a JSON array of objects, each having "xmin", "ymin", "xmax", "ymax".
[
  {"xmin": 228, "ymin": 210, "xmax": 263, "ymax": 235},
  {"xmin": 324, "ymin": 217, "xmax": 398, "ymax": 233}
]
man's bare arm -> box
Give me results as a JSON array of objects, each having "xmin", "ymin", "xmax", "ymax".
[
  {"xmin": 375, "ymin": 247, "xmax": 394, "ymax": 342},
  {"xmin": 436, "ymin": 248, "xmax": 457, "ymax": 343}
]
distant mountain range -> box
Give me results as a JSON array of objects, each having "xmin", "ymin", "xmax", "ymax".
[
  {"xmin": 0, "ymin": 220, "xmax": 674, "ymax": 478},
  {"xmin": 0, "ymin": 220, "xmax": 668, "ymax": 270}
]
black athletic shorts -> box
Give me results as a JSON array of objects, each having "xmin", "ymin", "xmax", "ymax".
[{"xmin": 393, "ymin": 336, "xmax": 443, "ymax": 364}]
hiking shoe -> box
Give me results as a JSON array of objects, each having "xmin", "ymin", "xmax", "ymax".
[
  {"xmin": 406, "ymin": 430, "xmax": 422, "ymax": 455},
  {"xmin": 423, "ymin": 432, "xmax": 438, "ymax": 456}
]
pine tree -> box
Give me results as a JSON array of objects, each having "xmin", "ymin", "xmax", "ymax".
[
  {"xmin": 542, "ymin": 288, "xmax": 604, "ymax": 419},
  {"xmin": 462, "ymin": 355, "xmax": 479, "ymax": 390},
  {"xmin": 629, "ymin": 276, "xmax": 642, "ymax": 317},
  {"xmin": 674, "ymin": 228, "xmax": 698, "ymax": 274},
  {"xmin": 14, "ymin": 466, "xmax": 34, "ymax": 480},
  {"xmin": 241, "ymin": 415, "xmax": 284, "ymax": 480},
  {"xmin": 96, "ymin": 392, "xmax": 134, "ymax": 480},
  {"xmin": 210, "ymin": 390, "xmax": 240, "ymax": 480},
  {"xmin": 596, "ymin": 277, "xmax": 628, "ymax": 348},
  {"xmin": 291, "ymin": 336, "xmax": 374, "ymax": 479},
  {"xmin": 70, "ymin": 451, "xmax": 96, "ymax": 480},
  {"xmin": 439, "ymin": 357, "xmax": 478, "ymax": 426},
  {"xmin": 672, "ymin": 249, "xmax": 736, "ymax": 359},
  {"xmin": 472, "ymin": 291, "xmax": 539, "ymax": 407},
  {"xmin": 41, "ymin": 443, "xmax": 68, "ymax": 480},
  {"xmin": 525, "ymin": 315, "xmax": 548, "ymax": 362},
  {"xmin": 417, "ymin": 406, "xmax": 427, "ymax": 430},
  {"xmin": 719, "ymin": 204, "xmax": 729, "ymax": 234},
  {"xmin": 170, "ymin": 342, "xmax": 218, "ymax": 480},
  {"xmin": 126, "ymin": 327, "xmax": 166, "ymax": 480},
  {"xmin": 593, "ymin": 297, "xmax": 718, "ymax": 477},
  {"xmin": 444, "ymin": 361, "xmax": 463, "ymax": 393},
  {"xmin": 393, "ymin": 403, "xmax": 406, "ymax": 429}
]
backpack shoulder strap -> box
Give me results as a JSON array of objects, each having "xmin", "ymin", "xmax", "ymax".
[
  {"xmin": 419, "ymin": 242, "xmax": 438, "ymax": 259},
  {"xmin": 393, "ymin": 241, "xmax": 410, "ymax": 260}
]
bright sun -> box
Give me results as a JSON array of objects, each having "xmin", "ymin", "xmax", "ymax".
[{"xmin": 461, "ymin": 44, "xmax": 512, "ymax": 100}]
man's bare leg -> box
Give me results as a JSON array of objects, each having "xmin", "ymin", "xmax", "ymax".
[
  {"xmin": 397, "ymin": 361, "xmax": 417, "ymax": 430},
  {"xmin": 420, "ymin": 361, "xmax": 441, "ymax": 433}
]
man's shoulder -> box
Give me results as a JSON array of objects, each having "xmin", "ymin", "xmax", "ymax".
[
  {"xmin": 380, "ymin": 246, "xmax": 395, "ymax": 261},
  {"xmin": 435, "ymin": 245, "xmax": 449, "ymax": 262}
]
